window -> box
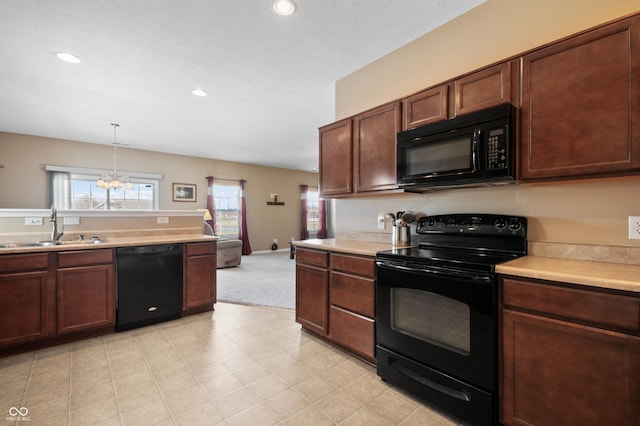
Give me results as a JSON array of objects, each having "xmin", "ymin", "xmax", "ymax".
[
  {"xmin": 306, "ymin": 188, "xmax": 320, "ymax": 235},
  {"xmin": 213, "ymin": 183, "xmax": 240, "ymax": 237},
  {"xmin": 48, "ymin": 166, "xmax": 160, "ymax": 210}
]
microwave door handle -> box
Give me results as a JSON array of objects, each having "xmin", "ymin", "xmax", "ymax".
[{"xmin": 472, "ymin": 129, "xmax": 481, "ymax": 172}]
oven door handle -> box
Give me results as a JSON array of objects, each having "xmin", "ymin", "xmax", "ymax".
[
  {"xmin": 389, "ymin": 359, "xmax": 471, "ymax": 402},
  {"xmin": 376, "ymin": 260, "xmax": 492, "ymax": 283}
]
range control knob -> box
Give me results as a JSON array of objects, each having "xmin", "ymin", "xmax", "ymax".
[
  {"xmin": 508, "ymin": 219, "xmax": 521, "ymax": 231},
  {"xmin": 494, "ymin": 218, "xmax": 507, "ymax": 230}
]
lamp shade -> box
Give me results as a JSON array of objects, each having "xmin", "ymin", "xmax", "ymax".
[{"xmin": 198, "ymin": 209, "xmax": 213, "ymax": 220}]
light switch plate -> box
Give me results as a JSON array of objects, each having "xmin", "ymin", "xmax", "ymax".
[
  {"xmin": 25, "ymin": 217, "xmax": 43, "ymax": 226},
  {"xmin": 629, "ymin": 216, "xmax": 640, "ymax": 239}
]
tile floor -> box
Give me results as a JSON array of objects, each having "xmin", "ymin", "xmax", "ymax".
[{"xmin": 0, "ymin": 303, "xmax": 463, "ymax": 425}]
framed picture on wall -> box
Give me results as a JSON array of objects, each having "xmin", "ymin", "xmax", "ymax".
[{"xmin": 172, "ymin": 183, "xmax": 197, "ymax": 202}]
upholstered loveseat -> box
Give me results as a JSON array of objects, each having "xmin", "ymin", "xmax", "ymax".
[{"xmin": 216, "ymin": 239, "xmax": 242, "ymax": 268}]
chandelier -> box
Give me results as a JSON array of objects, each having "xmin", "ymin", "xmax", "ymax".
[{"xmin": 97, "ymin": 123, "xmax": 133, "ymax": 190}]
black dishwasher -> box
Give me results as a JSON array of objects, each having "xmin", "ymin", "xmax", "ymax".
[{"xmin": 116, "ymin": 244, "xmax": 183, "ymax": 331}]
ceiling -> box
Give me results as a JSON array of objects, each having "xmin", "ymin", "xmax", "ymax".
[{"xmin": 0, "ymin": 0, "xmax": 484, "ymax": 172}]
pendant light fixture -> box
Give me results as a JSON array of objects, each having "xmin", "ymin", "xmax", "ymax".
[{"xmin": 97, "ymin": 123, "xmax": 133, "ymax": 190}]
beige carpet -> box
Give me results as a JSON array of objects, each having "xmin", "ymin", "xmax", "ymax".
[{"xmin": 216, "ymin": 250, "xmax": 295, "ymax": 309}]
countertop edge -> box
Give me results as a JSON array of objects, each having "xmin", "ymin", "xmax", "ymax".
[
  {"xmin": 497, "ymin": 256, "xmax": 640, "ymax": 294},
  {"xmin": 0, "ymin": 235, "xmax": 219, "ymax": 254},
  {"xmin": 293, "ymin": 238, "xmax": 397, "ymax": 257}
]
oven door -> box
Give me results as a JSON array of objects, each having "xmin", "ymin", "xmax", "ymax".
[{"xmin": 375, "ymin": 258, "xmax": 496, "ymax": 391}]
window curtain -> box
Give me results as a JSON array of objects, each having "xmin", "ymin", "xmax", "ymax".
[
  {"xmin": 300, "ymin": 184, "xmax": 309, "ymax": 240},
  {"xmin": 51, "ymin": 171, "xmax": 71, "ymax": 210},
  {"xmin": 206, "ymin": 176, "xmax": 216, "ymax": 232},
  {"xmin": 239, "ymin": 179, "xmax": 252, "ymax": 255},
  {"xmin": 317, "ymin": 197, "xmax": 327, "ymax": 239}
]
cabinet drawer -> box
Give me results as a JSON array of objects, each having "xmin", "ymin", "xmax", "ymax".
[
  {"xmin": 329, "ymin": 305, "xmax": 375, "ymax": 361},
  {"xmin": 330, "ymin": 271, "xmax": 374, "ymax": 318},
  {"xmin": 186, "ymin": 242, "xmax": 216, "ymax": 256},
  {"xmin": 296, "ymin": 248, "xmax": 328, "ymax": 268},
  {"xmin": 502, "ymin": 278, "xmax": 640, "ymax": 333},
  {"xmin": 0, "ymin": 253, "xmax": 49, "ymax": 273},
  {"xmin": 331, "ymin": 253, "xmax": 374, "ymax": 277},
  {"xmin": 57, "ymin": 249, "xmax": 114, "ymax": 268}
]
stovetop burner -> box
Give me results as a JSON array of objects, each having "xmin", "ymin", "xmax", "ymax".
[{"xmin": 376, "ymin": 213, "xmax": 527, "ymax": 273}]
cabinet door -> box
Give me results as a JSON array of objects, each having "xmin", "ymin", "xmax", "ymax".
[
  {"xmin": 57, "ymin": 264, "xmax": 115, "ymax": 333},
  {"xmin": 402, "ymin": 85, "xmax": 449, "ymax": 130},
  {"xmin": 184, "ymin": 254, "xmax": 217, "ymax": 311},
  {"xmin": 295, "ymin": 263, "xmax": 328, "ymax": 335},
  {"xmin": 0, "ymin": 271, "xmax": 52, "ymax": 346},
  {"xmin": 319, "ymin": 118, "xmax": 353, "ymax": 197},
  {"xmin": 521, "ymin": 16, "xmax": 640, "ymax": 179},
  {"xmin": 454, "ymin": 61, "xmax": 517, "ymax": 117},
  {"xmin": 353, "ymin": 101, "xmax": 401, "ymax": 192},
  {"xmin": 501, "ymin": 309, "xmax": 640, "ymax": 425}
]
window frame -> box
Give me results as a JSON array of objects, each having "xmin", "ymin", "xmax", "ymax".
[
  {"xmin": 46, "ymin": 165, "xmax": 162, "ymax": 211},
  {"xmin": 306, "ymin": 187, "xmax": 320, "ymax": 238},
  {"xmin": 212, "ymin": 182, "xmax": 241, "ymax": 238}
]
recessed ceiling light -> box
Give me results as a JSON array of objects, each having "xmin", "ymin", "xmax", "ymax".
[
  {"xmin": 192, "ymin": 88, "xmax": 208, "ymax": 97},
  {"xmin": 273, "ymin": 0, "xmax": 296, "ymax": 16},
  {"xmin": 55, "ymin": 52, "xmax": 81, "ymax": 64}
]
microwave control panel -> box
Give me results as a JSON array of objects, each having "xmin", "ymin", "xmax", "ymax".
[{"xmin": 486, "ymin": 126, "xmax": 508, "ymax": 170}]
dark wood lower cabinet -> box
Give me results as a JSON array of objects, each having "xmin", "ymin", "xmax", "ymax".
[
  {"xmin": 500, "ymin": 277, "xmax": 640, "ymax": 425},
  {"xmin": 0, "ymin": 253, "xmax": 54, "ymax": 347},
  {"xmin": 56, "ymin": 249, "xmax": 115, "ymax": 334},
  {"xmin": 295, "ymin": 248, "xmax": 376, "ymax": 363},
  {"xmin": 329, "ymin": 306, "xmax": 374, "ymax": 361},
  {"xmin": 295, "ymin": 249, "xmax": 329, "ymax": 335},
  {"xmin": 184, "ymin": 242, "xmax": 217, "ymax": 315}
]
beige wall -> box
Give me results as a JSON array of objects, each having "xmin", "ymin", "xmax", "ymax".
[
  {"xmin": 0, "ymin": 132, "xmax": 318, "ymax": 251},
  {"xmin": 333, "ymin": 0, "xmax": 640, "ymax": 248}
]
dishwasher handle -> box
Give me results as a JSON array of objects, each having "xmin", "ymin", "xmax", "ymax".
[{"xmin": 117, "ymin": 244, "xmax": 183, "ymax": 256}]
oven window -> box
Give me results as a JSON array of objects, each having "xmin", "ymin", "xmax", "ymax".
[
  {"xmin": 405, "ymin": 135, "xmax": 471, "ymax": 176},
  {"xmin": 391, "ymin": 288, "xmax": 470, "ymax": 355}
]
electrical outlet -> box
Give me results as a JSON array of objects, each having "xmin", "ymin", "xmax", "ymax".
[
  {"xmin": 629, "ymin": 216, "xmax": 640, "ymax": 239},
  {"xmin": 377, "ymin": 212, "xmax": 386, "ymax": 230},
  {"xmin": 63, "ymin": 216, "xmax": 80, "ymax": 225},
  {"xmin": 157, "ymin": 216, "xmax": 169, "ymax": 224},
  {"xmin": 273, "ymin": 238, "xmax": 278, "ymax": 244},
  {"xmin": 25, "ymin": 217, "xmax": 43, "ymax": 226}
]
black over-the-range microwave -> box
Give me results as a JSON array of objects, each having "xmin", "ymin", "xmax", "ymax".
[{"xmin": 397, "ymin": 103, "xmax": 516, "ymax": 191}]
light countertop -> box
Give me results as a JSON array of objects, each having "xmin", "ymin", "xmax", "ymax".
[
  {"xmin": 0, "ymin": 234, "xmax": 218, "ymax": 254},
  {"xmin": 293, "ymin": 238, "xmax": 399, "ymax": 257},
  {"xmin": 497, "ymin": 256, "xmax": 640, "ymax": 294}
]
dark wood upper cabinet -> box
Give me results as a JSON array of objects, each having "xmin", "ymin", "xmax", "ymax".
[
  {"xmin": 319, "ymin": 101, "xmax": 400, "ymax": 197},
  {"xmin": 353, "ymin": 101, "xmax": 401, "ymax": 193},
  {"xmin": 319, "ymin": 118, "xmax": 353, "ymax": 197},
  {"xmin": 521, "ymin": 15, "xmax": 640, "ymax": 180},
  {"xmin": 454, "ymin": 60, "xmax": 518, "ymax": 117},
  {"xmin": 402, "ymin": 61, "xmax": 517, "ymax": 131},
  {"xmin": 402, "ymin": 85, "xmax": 449, "ymax": 129}
]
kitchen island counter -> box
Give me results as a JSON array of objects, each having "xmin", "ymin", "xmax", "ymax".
[
  {"xmin": 0, "ymin": 234, "xmax": 218, "ymax": 254},
  {"xmin": 497, "ymin": 255, "xmax": 640, "ymax": 294}
]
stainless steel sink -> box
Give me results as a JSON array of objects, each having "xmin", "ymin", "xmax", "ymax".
[
  {"xmin": 0, "ymin": 239, "xmax": 106, "ymax": 249},
  {"xmin": 54, "ymin": 239, "xmax": 106, "ymax": 245},
  {"xmin": 0, "ymin": 242, "xmax": 49, "ymax": 248}
]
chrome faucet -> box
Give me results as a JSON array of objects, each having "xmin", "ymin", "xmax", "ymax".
[{"xmin": 50, "ymin": 204, "xmax": 64, "ymax": 242}]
